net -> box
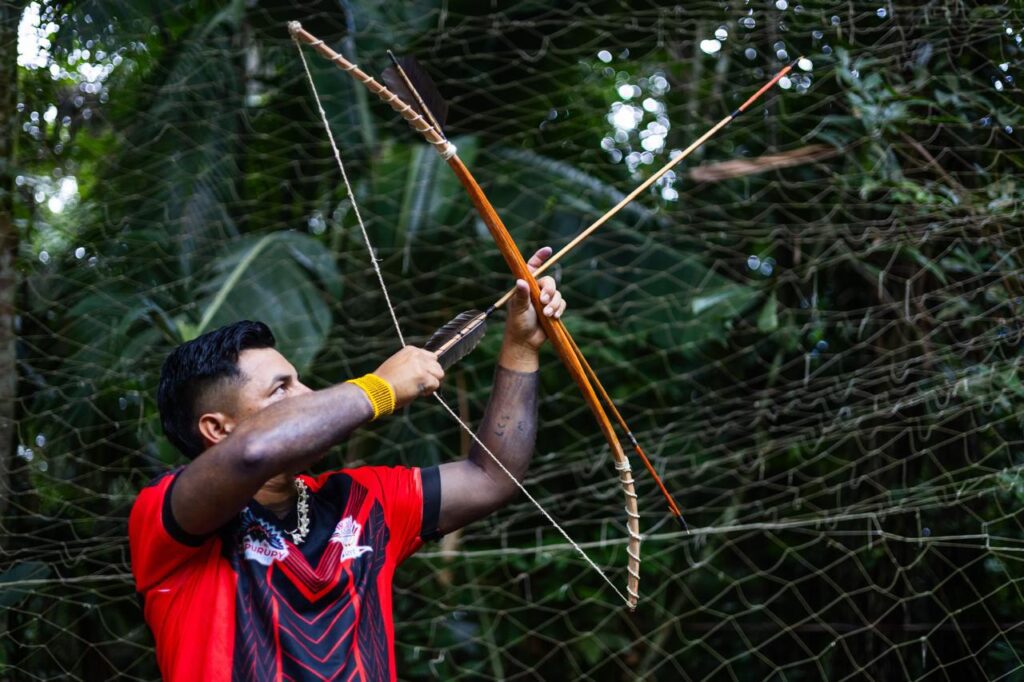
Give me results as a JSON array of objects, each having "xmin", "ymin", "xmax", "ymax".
[{"xmin": 2, "ymin": 0, "xmax": 1023, "ymax": 679}]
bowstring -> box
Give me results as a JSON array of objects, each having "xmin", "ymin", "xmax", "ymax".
[{"xmin": 293, "ymin": 38, "xmax": 631, "ymax": 607}]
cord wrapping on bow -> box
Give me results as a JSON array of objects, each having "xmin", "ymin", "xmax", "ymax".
[{"xmin": 289, "ymin": 22, "xmax": 457, "ymax": 160}]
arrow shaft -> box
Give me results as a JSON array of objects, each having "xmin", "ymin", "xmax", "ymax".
[{"xmin": 491, "ymin": 58, "xmax": 799, "ymax": 310}]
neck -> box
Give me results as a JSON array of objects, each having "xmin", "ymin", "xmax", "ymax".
[{"xmin": 254, "ymin": 472, "xmax": 297, "ymax": 518}]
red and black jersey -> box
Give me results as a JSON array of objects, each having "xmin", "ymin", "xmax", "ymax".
[{"xmin": 128, "ymin": 465, "xmax": 441, "ymax": 681}]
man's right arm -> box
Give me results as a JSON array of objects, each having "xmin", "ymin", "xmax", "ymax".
[{"xmin": 169, "ymin": 346, "xmax": 444, "ymax": 538}]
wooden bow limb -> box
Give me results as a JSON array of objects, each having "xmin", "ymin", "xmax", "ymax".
[
  {"xmin": 446, "ymin": 142, "xmax": 642, "ymax": 610},
  {"xmin": 289, "ymin": 21, "xmax": 641, "ymax": 610}
]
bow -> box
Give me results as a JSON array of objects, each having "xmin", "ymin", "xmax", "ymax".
[{"xmin": 289, "ymin": 21, "xmax": 797, "ymax": 610}]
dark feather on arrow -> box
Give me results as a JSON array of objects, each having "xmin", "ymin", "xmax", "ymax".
[
  {"xmin": 423, "ymin": 310, "xmax": 488, "ymax": 370},
  {"xmin": 382, "ymin": 55, "xmax": 449, "ymax": 132}
]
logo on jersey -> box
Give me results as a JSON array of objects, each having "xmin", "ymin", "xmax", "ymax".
[
  {"xmin": 330, "ymin": 516, "xmax": 373, "ymax": 561},
  {"xmin": 240, "ymin": 511, "xmax": 289, "ymax": 566}
]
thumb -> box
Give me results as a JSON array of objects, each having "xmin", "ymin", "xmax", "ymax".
[{"xmin": 511, "ymin": 279, "xmax": 531, "ymax": 313}]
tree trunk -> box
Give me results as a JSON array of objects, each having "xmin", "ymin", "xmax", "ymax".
[
  {"xmin": 0, "ymin": 2, "xmax": 24, "ymax": 672},
  {"xmin": 0, "ymin": 0, "xmax": 25, "ymax": 522}
]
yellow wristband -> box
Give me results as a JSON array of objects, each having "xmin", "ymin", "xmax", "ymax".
[{"xmin": 346, "ymin": 373, "xmax": 396, "ymax": 420}]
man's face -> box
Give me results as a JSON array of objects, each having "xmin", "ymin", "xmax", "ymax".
[
  {"xmin": 197, "ymin": 347, "xmax": 312, "ymax": 447},
  {"xmin": 232, "ymin": 347, "xmax": 313, "ymax": 418}
]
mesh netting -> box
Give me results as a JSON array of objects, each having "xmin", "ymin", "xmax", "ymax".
[{"xmin": 2, "ymin": 0, "xmax": 1023, "ymax": 679}]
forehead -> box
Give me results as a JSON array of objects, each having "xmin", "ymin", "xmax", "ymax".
[{"xmin": 236, "ymin": 347, "xmax": 296, "ymax": 383}]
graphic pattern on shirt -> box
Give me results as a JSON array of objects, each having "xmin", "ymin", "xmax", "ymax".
[
  {"xmin": 231, "ymin": 475, "xmax": 391, "ymax": 682},
  {"xmin": 130, "ymin": 464, "xmax": 440, "ymax": 681}
]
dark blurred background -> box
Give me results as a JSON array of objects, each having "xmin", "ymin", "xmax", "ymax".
[{"xmin": 1, "ymin": 1, "xmax": 1022, "ymax": 679}]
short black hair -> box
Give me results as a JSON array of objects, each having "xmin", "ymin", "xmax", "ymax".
[{"xmin": 157, "ymin": 320, "xmax": 276, "ymax": 459}]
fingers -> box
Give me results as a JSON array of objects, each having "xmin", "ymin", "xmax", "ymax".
[
  {"xmin": 537, "ymin": 275, "xmax": 559, "ymax": 315},
  {"xmin": 537, "ymin": 275, "xmax": 555, "ymax": 300},
  {"xmin": 373, "ymin": 345, "xmax": 445, "ymax": 406},
  {"xmin": 416, "ymin": 377, "xmax": 440, "ymax": 397},
  {"xmin": 514, "ymin": 275, "xmax": 566, "ymax": 319},
  {"xmin": 542, "ymin": 289, "xmax": 564, "ymax": 319},
  {"xmin": 512, "ymin": 278, "xmax": 531, "ymax": 313},
  {"xmin": 425, "ymin": 355, "xmax": 444, "ymax": 381},
  {"xmin": 526, "ymin": 246, "xmax": 553, "ymax": 274},
  {"xmin": 416, "ymin": 347, "xmax": 443, "ymax": 397},
  {"xmin": 412, "ymin": 346, "xmax": 444, "ymax": 379},
  {"xmin": 414, "ymin": 349, "xmax": 443, "ymax": 397}
]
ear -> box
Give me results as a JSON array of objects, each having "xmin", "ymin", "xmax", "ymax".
[{"xmin": 198, "ymin": 411, "xmax": 236, "ymax": 448}]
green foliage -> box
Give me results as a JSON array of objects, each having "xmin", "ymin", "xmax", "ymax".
[
  {"xmin": 194, "ymin": 231, "xmax": 341, "ymax": 369},
  {"xmin": 4, "ymin": 1, "xmax": 1024, "ymax": 680}
]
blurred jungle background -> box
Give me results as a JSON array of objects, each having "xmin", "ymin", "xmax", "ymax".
[{"xmin": 1, "ymin": 0, "xmax": 1022, "ymax": 679}]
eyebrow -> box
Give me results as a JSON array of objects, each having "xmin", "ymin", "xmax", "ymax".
[{"xmin": 267, "ymin": 373, "xmax": 293, "ymax": 391}]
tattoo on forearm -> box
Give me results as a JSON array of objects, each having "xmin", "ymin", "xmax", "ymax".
[
  {"xmin": 470, "ymin": 366, "xmax": 539, "ymax": 481},
  {"xmin": 495, "ymin": 413, "xmax": 511, "ymax": 437}
]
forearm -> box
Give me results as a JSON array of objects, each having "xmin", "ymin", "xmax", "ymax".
[
  {"xmin": 172, "ymin": 381, "xmax": 376, "ymax": 537},
  {"xmin": 435, "ymin": 261, "xmax": 560, "ymax": 533},
  {"xmin": 467, "ymin": 357, "xmax": 539, "ymax": 491},
  {"xmin": 436, "ymin": 358, "xmax": 539, "ymax": 533},
  {"xmin": 240, "ymin": 382, "xmax": 375, "ymax": 476}
]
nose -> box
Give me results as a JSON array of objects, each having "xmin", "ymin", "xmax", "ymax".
[{"xmin": 295, "ymin": 381, "xmax": 313, "ymax": 396}]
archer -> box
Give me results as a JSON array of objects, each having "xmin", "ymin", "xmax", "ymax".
[{"xmin": 128, "ymin": 248, "xmax": 565, "ymax": 681}]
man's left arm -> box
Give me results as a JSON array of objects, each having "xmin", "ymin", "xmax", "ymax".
[{"xmin": 436, "ymin": 248, "xmax": 565, "ymax": 535}]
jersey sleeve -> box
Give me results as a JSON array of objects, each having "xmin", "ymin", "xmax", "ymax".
[
  {"xmin": 128, "ymin": 468, "xmax": 214, "ymax": 593},
  {"xmin": 343, "ymin": 465, "xmax": 441, "ymax": 564}
]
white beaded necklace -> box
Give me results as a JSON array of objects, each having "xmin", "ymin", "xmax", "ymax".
[{"xmin": 285, "ymin": 478, "xmax": 311, "ymax": 545}]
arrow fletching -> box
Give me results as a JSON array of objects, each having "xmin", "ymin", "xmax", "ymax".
[
  {"xmin": 382, "ymin": 52, "xmax": 449, "ymax": 134},
  {"xmin": 423, "ymin": 310, "xmax": 489, "ymax": 370}
]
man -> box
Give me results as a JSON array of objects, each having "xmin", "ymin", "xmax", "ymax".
[{"xmin": 128, "ymin": 247, "xmax": 565, "ymax": 681}]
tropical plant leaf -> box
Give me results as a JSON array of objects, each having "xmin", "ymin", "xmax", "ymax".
[{"xmin": 195, "ymin": 232, "xmax": 339, "ymax": 372}]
